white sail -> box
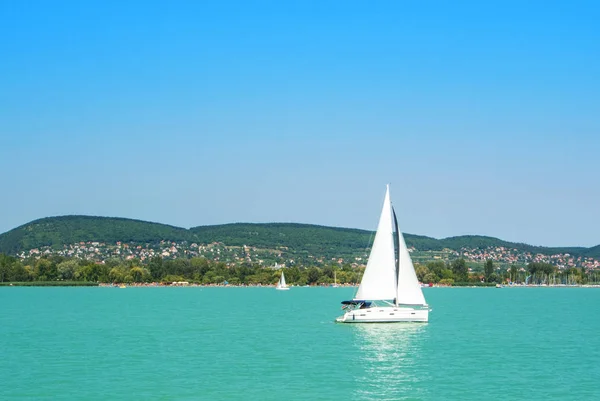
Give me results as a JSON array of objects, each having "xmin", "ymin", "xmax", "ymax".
[
  {"xmin": 279, "ymin": 271, "xmax": 287, "ymax": 288},
  {"xmin": 395, "ymin": 216, "xmax": 427, "ymax": 306},
  {"xmin": 354, "ymin": 185, "xmax": 397, "ymax": 301}
]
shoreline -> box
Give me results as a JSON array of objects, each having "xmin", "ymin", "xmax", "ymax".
[{"xmin": 2, "ymin": 282, "xmax": 600, "ymax": 288}]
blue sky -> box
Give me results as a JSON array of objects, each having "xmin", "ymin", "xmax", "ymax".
[{"xmin": 1, "ymin": 0, "xmax": 598, "ymax": 246}]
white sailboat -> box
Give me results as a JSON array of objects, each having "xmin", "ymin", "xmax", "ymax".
[
  {"xmin": 276, "ymin": 271, "xmax": 290, "ymax": 291},
  {"xmin": 336, "ymin": 185, "xmax": 430, "ymax": 323},
  {"xmin": 332, "ymin": 270, "xmax": 340, "ymax": 287}
]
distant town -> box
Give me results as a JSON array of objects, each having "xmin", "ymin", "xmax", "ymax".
[{"xmin": 18, "ymin": 240, "xmax": 600, "ymax": 272}]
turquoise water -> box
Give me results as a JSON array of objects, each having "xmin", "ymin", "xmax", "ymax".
[{"xmin": 1, "ymin": 287, "xmax": 599, "ymax": 400}]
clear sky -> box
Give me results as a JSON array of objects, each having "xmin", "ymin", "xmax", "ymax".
[{"xmin": 1, "ymin": 0, "xmax": 598, "ymax": 247}]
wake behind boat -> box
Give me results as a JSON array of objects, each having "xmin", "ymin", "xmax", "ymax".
[
  {"xmin": 336, "ymin": 185, "xmax": 430, "ymax": 323},
  {"xmin": 276, "ymin": 271, "xmax": 289, "ymax": 290}
]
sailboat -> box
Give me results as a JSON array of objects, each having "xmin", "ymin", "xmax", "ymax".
[
  {"xmin": 332, "ymin": 270, "xmax": 340, "ymax": 287},
  {"xmin": 336, "ymin": 185, "xmax": 430, "ymax": 323},
  {"xmin": 276, "ymin": 271, "xmax": 290, "ymax": 291}
]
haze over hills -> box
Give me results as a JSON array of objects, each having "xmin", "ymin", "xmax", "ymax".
[{"xmin": 0, "ymin": 215, "xmax": 598, "ymax": 260}]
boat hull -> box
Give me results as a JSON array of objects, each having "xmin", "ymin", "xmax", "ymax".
[
  {"xmin": 336, "ymin": 306, "xmax": 428, "ymax": 323},
  {"xmin": 276, "ymin": 287, "xmax": 290, "ymax": 291}
]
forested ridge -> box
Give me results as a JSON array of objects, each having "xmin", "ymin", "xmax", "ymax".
[
  {"xmin": 0, "ymin": 215, "xmax": 597, "ymax": 258},
  {"xmin": 1, "ymin": 216, "xmax": 598, "ymax": 286}
]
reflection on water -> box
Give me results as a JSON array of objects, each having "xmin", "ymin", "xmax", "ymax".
[{"xmin": 352, "ymin": 323, "xmax": 429, "ymax": 401}]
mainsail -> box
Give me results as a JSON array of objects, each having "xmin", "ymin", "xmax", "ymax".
[
  {"xmin": 277, "ymin": 271, "xmax": 287, "ymax": 288},
  {"xmin": 279, "ymin": 271, "xmax": 287, "ymax": 288},
  {"xmin": 354, "ymin": 185, "xmax": 397, "ymax": 301}
]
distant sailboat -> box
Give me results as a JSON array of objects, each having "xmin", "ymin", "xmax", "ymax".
[
  {"xmin": 336, "ymin": 185, "xmax": 430, "ymax": 323},
  {"xmin": 332, "ymin": 270, "xmax": 340, "ymax": 287},
  {"xmin": 276, "ymin": 271, "xmax": 290, "ymax": 291}
]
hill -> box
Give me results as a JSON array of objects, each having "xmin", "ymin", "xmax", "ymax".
[
  {"xmin": 190, "ymin": 223, "xmax": 372, "ymax": 261},
  {"xmin": 190, "ymin": 224, "xmax": 594, "ymax": 259},
  {"xmin": 0, "ymin": 215, "xmax": 598, "ymax": 260},
  {"xmin": 434, "ymin": 235, "xmax": 586, "ymax": 257},
  {"xmin": 0, "ymin": 216, "xmax": 193, "ymax": 255},
  {"xmin": 583, "ymin": 245, "xmax": 600, "ymax": 259}
]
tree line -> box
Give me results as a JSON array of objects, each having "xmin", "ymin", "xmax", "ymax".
[
  {"xmin": 1, "ymin": 253, "xmax": 595, "ymax": 286},
  {"xmin": 0, "ymin": 253, "xmax": 363, "ymax": 286},
  {"xmin": 415, "ymin": 259, "xmax": 593, "ymax": 285}
]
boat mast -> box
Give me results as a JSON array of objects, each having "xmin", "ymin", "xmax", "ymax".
[{"xmin": 392, "ymin": 205, "xmax": 400, "ymax": 306}]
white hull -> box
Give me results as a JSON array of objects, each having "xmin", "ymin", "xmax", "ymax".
[
  {"xmin": 276, "ymin": 286, "xmax": 289, "ymax": 291},
  {"xmin": 336, "ymin": 306, "xmax": 428, "ymax": 323}
]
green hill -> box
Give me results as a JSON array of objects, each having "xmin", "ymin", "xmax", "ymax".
[
  {"xmin": 0, "ymin": 215, "xmax": 597, "ymax": 259},
  {"xmin": 0, "ymin": 216, "xmax": 193, "ymax": 254},
  {"xmin": 190, "ymin": 223, "xmax": 373, "ymax": 261},
  {"xmin": 583, "ymin": 245, "xmax": 600, "ymax": 259},
  {"xmin": 434, "ymin": 235, "xmax": 585, "ymax": 257}
]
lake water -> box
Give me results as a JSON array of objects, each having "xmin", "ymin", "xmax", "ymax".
[{"xmin": 1, "ymin": 287, "xmax": 599, "ymax": 400}]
